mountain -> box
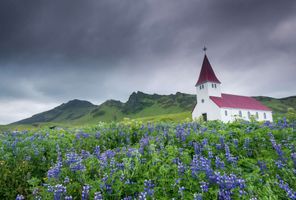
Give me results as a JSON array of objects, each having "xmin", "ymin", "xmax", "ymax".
[
  {"xmin": 13, "ymin": 99, "xmax": 97, "ymax": 125},
  {"xmin": 11, "ymin": 92, "xmax": 296, "ymax": 126}
]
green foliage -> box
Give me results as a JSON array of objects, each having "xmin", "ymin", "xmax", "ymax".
[{"xmin": 287, "ymin": 108, "xmax": 296, "ymax": 122}]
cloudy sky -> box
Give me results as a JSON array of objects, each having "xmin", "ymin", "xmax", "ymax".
[{"xmin": 1, "ymin": 0, "xmax": 296, "ymax": 124}]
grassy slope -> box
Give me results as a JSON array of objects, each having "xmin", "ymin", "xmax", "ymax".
[
  {"xmin": 254, "ymin": 96, "xmax": 296, "ymax": 118},
  {"xmin": 5, "ymin": 93, "xmax": 296, "ymax": 130}
]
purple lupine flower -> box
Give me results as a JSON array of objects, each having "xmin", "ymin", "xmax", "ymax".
[
  {"xmin": 215, "ymin": 172, "xmax": 246, "ymax": 199},
  {"xmin": 216, "ymin": 144, "xmax": 223, "ymax": 151},
  {"xmin": 16, "ymin": 194, "xmax": 25, "ymax": 200},
  {"xmin": 178, "ymin": 161, "xmax": 186, "ymax": 175},
  {"xmin": 99, "ymin": 154, "xmax": 108, "ymax": 169},
  {"xmin": 200, "ymin": 181, "xmax": 209, "ymax": 192},
  {"xmin": 65, "ymin": 196, "xmax": 73, "ymax": 200},
  {"xmin": 176, "ymin": 126, "xmax": 187, "ymax": 142},
  {"xmin": 122, "ymin": 196, "xmax": 132, "ymax": 200},
  {"xmin": 64, "ymin": 176, "xmax": 70, "ymax": 184},
  {"xmin": 47, "ymin": 160, "xmax": 63, "ymax": 179},
  {"xmin": 94, "ymin": 146, "xmax": 100, "ymax": 158},
  {"xmin": 76, "ymin": 132, "xmax": 90, "ymax": 139},
  {"xmin": 70, "ymin": 162, "xmax": 86, "ymax": 172},
  {"xmin": 257, "ymin": 161, "xmax": 267, "ymax": 174},
  {"xmin": 178, "ymin": 186, "xmax": 185, "ymax": 197},
  {"xmin": 144, "ymin": 180, "xmax": 155, "ymax": 197},
  {"xmin": 193, "ymin": 142, "xmax": 201, "ymax": 155},
  {"xmin": 140, "ymin": 137, "xmax": 150, "ymax": 147},
  {"xmin": 275, "ymin": 159, "xmax": 285, "ymax": 169},
  {"xmin": 191, "ymin": 155, "xmax": 213, "ymax": 179},
  {"xmin": 233, "ymin": 139, "xmax": 238, "ymax": 148},
  {"xmin": 269, "ymin": 133, "xmax": 286, "ymax": 162},
  {"xmin": 126, "ymin": 148, "xmax": 136, "ymax": 158},
  {"xmin": 53, "ymin": 184, "xmax": 66, "ymax": 200},
  {"xmin": 81, "ymin": 150, "xmax": 91, "ymax": 159},
  {"xmin": 105, "ymin": 184, "xmax": 112, "ymax": 194},
  {"xmin": 66, "ymin": 152, "xmax": 86, "ymax": 172},
  {"xmin": 208, "ymin": 150, "xmax": 213, "ymax": 159},
  {"xmin": 219, "ymin": 137, "xmax": 225, "ymax": 148},
  {"xmin": 202, "ymin": 138, "xmax": 208, "ymax": 146},
  {"xmin": 95, "ymin": 131, "xmax": 101, "ymax": 139},
  {"xmin": 82, "ymin": 185, "xmax": 91, "ymax": 200},
  {"xmin": 215, "ymin": 156, "xmax": 225, "ymax": 169},
  {"xmin": 244, "ymin": 138, "xmax": 250, "ymax": 149},
  {"xmin": 225, "ymin": 144, "xmax": 237, "ymax": 164},
  {"xmin": 25, "ymin": 155, "xmax": 31, "ymax": 161},
  {"xmin": 277, "ymin": 175, "xmax": 296, "ymax": 199},
  {"xmin": 116, "ymin": 162, "xmax": 125, "ymax": 171},
  {"xmin": 105, "ymin": 150, "xmax": 116, "ymax": 159},
  {"xmin": 66, "ymin": 152, "xmax": 81, "ymax": 165},
  {"xmin": 138, "ymin": 192, "xmax": 147, "ymax": 200},
  {"xmin": 94, "ymin": 192, "xmax": 103, "ymax": 200},
  {"xmin": 291, "ymin": 152, "xmax": 296, "ymax": 167},
  {"xmin": 194, "ymin": 193, "xmax": 203, "ymax": 200}
]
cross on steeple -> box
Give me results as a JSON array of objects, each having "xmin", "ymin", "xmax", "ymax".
[{"xmin": 203, "ymin": 46, "xmax": 207, "ymax": 53}]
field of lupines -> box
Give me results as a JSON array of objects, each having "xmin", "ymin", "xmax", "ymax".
[{"xmin": 0, "ymin": 119, "xmax": 296, "ymax": 199}]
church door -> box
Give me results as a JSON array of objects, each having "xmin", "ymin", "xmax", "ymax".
[{"xmin": 202, "ymin": 113, "xmax": 207, "ymax": 121}]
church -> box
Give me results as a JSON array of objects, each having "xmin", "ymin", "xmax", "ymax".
[{"xmin": 192, "ymin": 53, "xmax": 273, "ymax": 122}]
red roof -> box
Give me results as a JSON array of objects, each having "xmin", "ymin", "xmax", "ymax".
[
  {"xmin": 210, "ymin": 93, "xmax": 272, "ymax": 111},
  {"xmin": 196, "ymin": 55, "xmax": 221, "ymax": 86}
]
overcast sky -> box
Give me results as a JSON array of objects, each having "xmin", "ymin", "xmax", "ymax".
[{"xmin": 1, "ymin": 0, "xmax": 296, "ymax": 124}]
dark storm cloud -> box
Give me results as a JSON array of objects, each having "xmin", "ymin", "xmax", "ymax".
[
  {"xmin": 0, "ymin": 0, "xmax": 148, "ymax": 62},
  {"xmin": 0, "ymin": 0, "xmax": 296, "ymax": 124}
]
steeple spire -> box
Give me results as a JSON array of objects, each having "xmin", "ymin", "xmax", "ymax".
[{"xmin": 195, "ymin": 54, "xmax": 221, "ymax": 86}]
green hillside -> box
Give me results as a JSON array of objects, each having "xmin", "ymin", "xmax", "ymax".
[
  {"xmin": 254, "ymin": 96, "xmax": 296, "ymax": 116},
  {"xmin": 10, "ymin": 92, "xmax": 296, "ymax": 128},
  {"xmin": 13, "ymin": 99, "xmax": 97, "ymax": 125}
]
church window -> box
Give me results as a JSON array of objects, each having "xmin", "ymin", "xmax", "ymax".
[
  {"xmin": 212, "ymin": 83, "xmax": 214, "ymax": 88},
  {"xmin": 264, "ymin": 112, "xmax": 266, "ymax": 119},
  {"xmin": 215, "ymin": 84, "xmax": 217, "ymax": 88},
  {"xmin": 225, "ymin": 110, "xmax": 228, "ymax": 116},
  {"xmin": 201, "ymin": 99, "xmax": 205, "ymax": 103},
  {"xmin": 239, "ymin": 110, "xmax": 242, "ymax": 117},
  {"xmin": 256, "ymin": 112, "xmax": 259, "ymax": 119},
  {"xmin": 248, "ymin": 111, "xmax": 251, "ymax": 118}
]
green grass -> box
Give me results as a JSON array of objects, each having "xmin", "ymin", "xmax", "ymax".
[{"xmin": 136, "ymin": 112, "xmax": 191, "ymax": 123}]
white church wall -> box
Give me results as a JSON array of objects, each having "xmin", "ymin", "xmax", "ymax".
[
  {"xmin": 192, "ymin": 95, "xmax": 221, "ymax": 121},
  {"xmin": 205, "ymin": 82, "xmax": 221, "ymax": 97},
  {"xmin": 220, "ymin": 108, "xmax": 273, "ymax": 122},
  {"xmin": 193, "ymin": 81, "xmax": 222, "ymax": 121}
]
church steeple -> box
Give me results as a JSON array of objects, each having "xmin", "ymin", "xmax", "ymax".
[{"xmin": 195, "ymin": 54, "xmax": 221, "ymax": 86}]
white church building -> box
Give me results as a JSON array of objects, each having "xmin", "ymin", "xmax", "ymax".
[{"xmin": 192, "ymin": 53, "xmax": 273, "ymax": 122}]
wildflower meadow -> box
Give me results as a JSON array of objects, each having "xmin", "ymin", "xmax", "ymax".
[{"xmin": 0, "ymin": 119, "xmax": 296, "ymax": 199}]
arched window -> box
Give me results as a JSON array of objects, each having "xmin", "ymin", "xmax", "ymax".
[
  {"xmin": 225, "ymin": 110, "xmax": 228, "ymax": 116},
  {"xmin": 201, "ymin": 99, "xmax": 205, "ymax": 103},
  {"xmin": 239, "ymin": 110, "xmax": 242, "ymax": 117},
  {"xmin": 248, "ymin": 111, "xmax": 251, "ymax": 119},
  {"xmin": 264, "ymin": 112, "xmax": 266, "ymax": 119},
  {"xmin": 256, "ymin": 112, "xmax": 259, "ymax": 119}
]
